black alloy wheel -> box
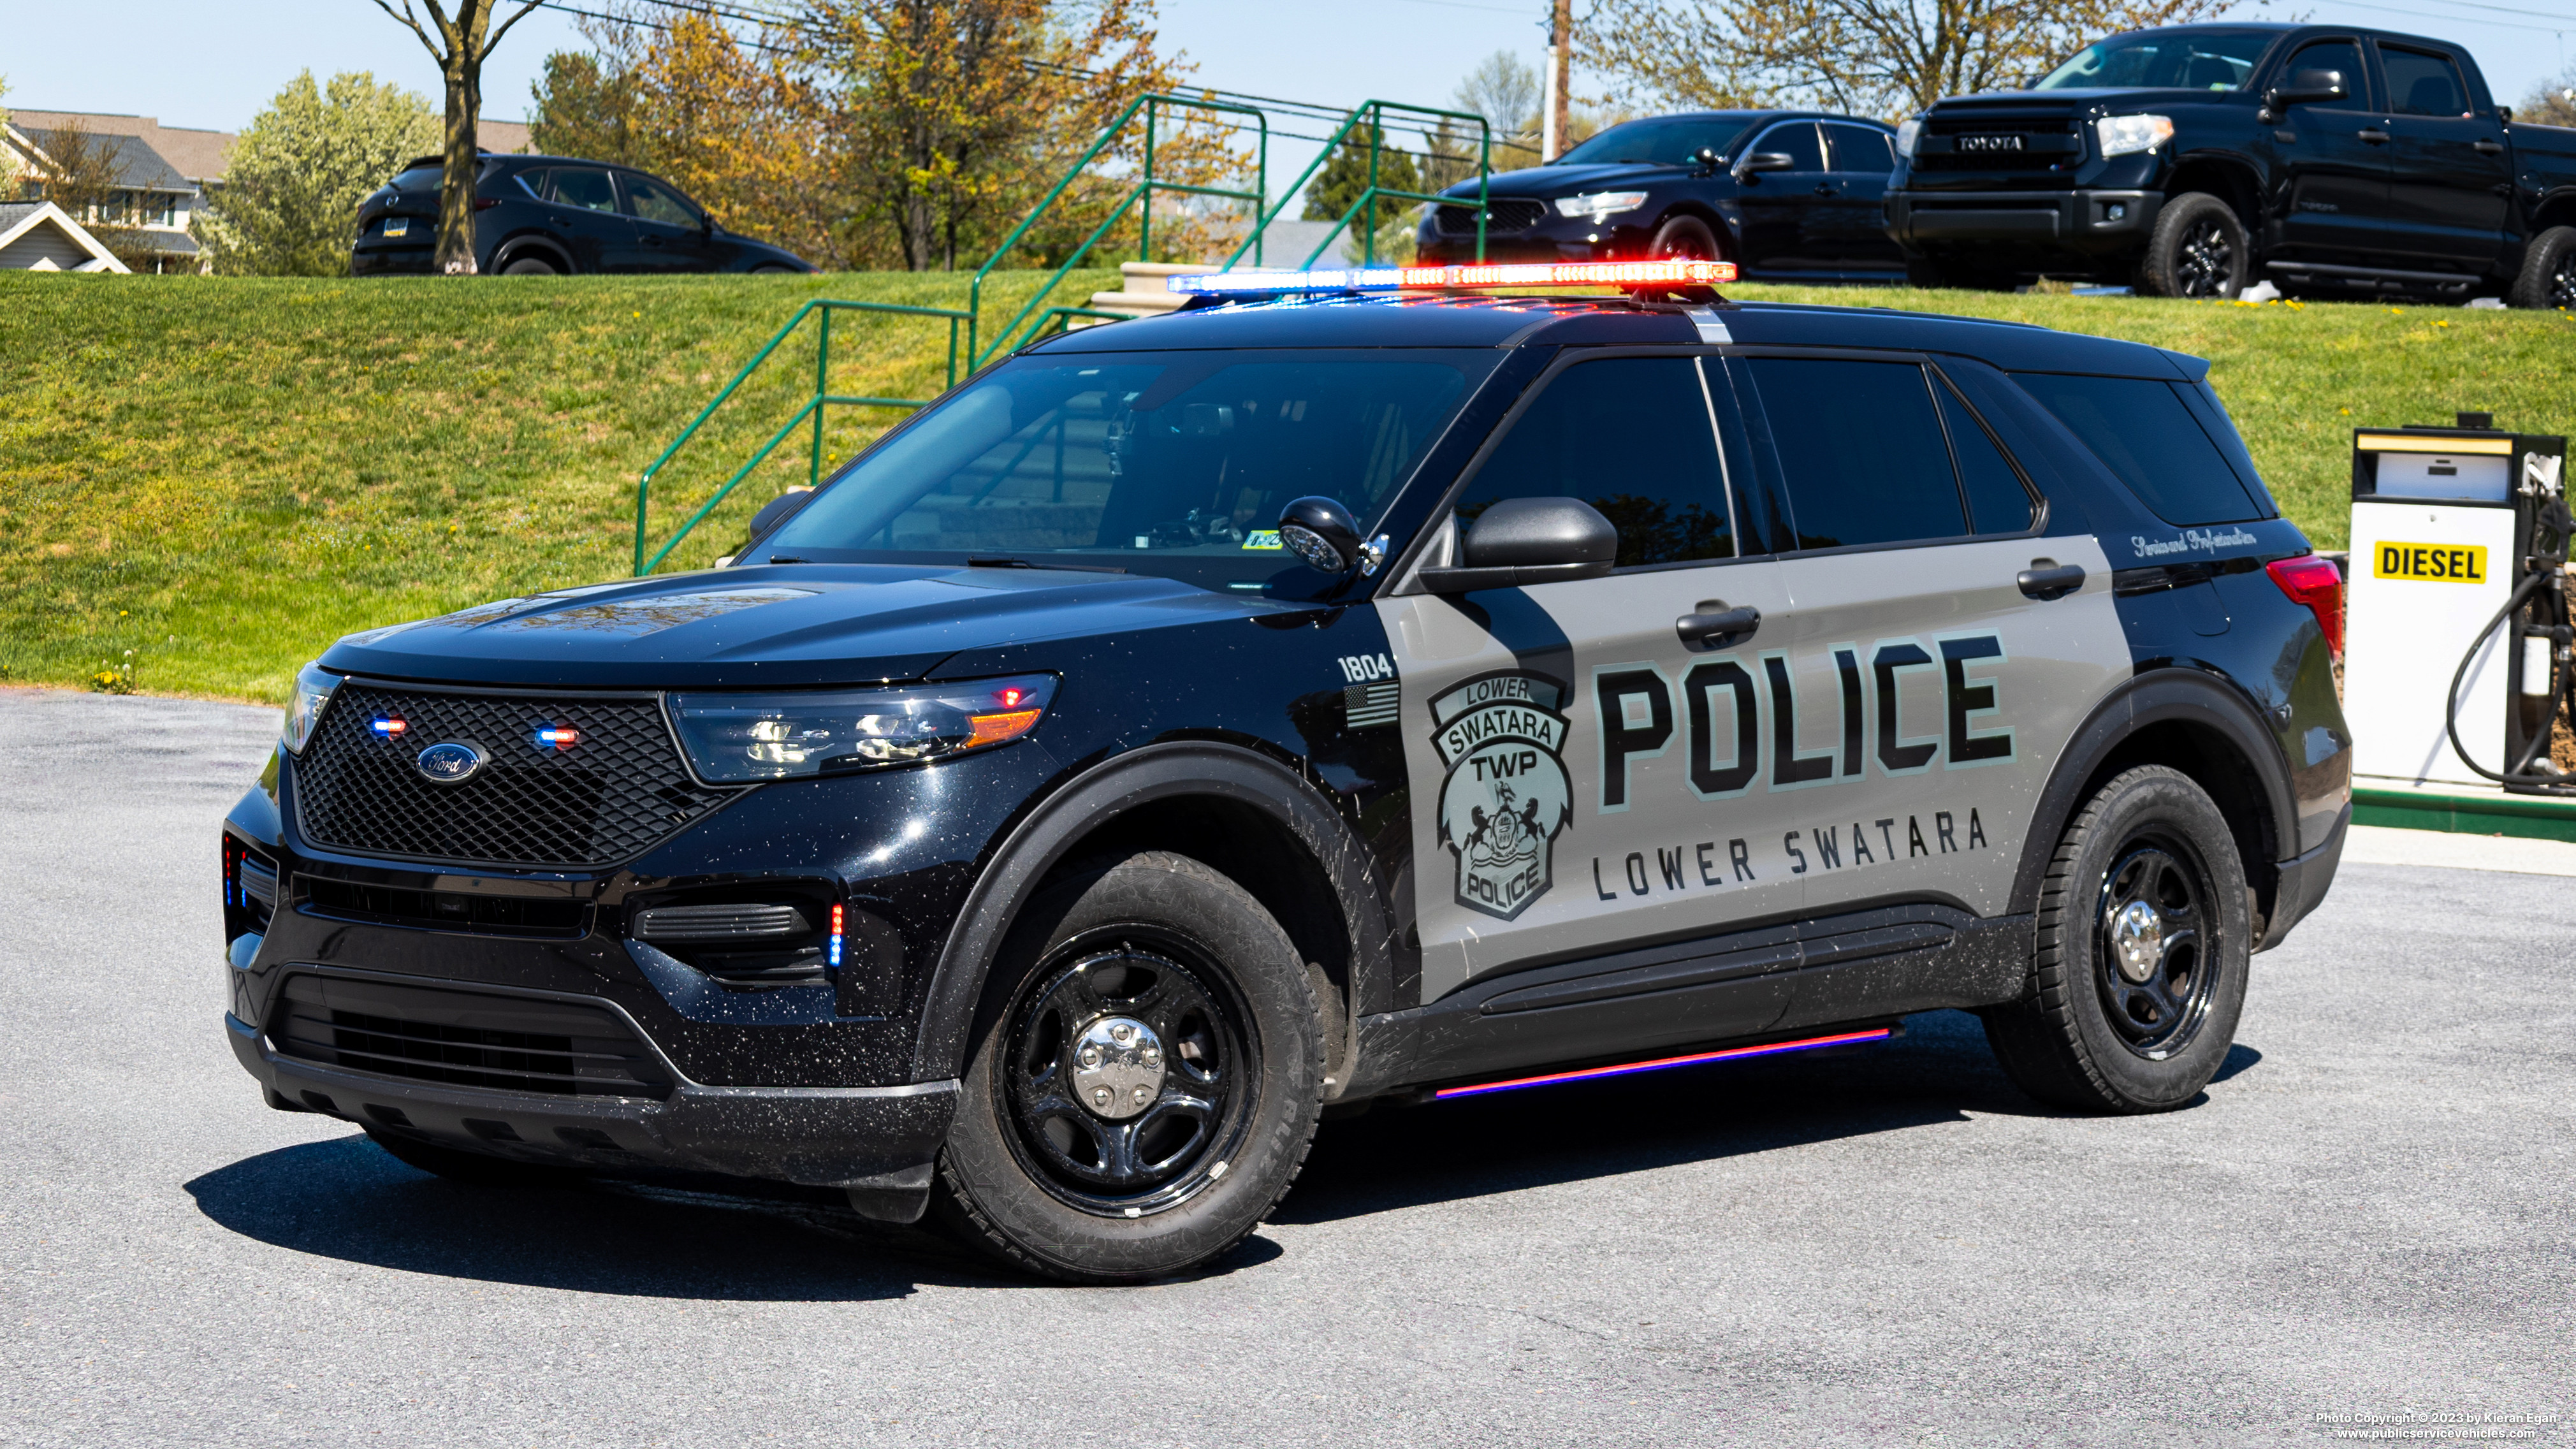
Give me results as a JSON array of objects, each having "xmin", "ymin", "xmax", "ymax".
[
  {"xmin": 2507, "ymin": 225, "xmax": 2576, "ymax": 310},
  {"xmin": 1648, "ymin": 215, "xmax": 1722, "ymax": 262},
  {"xmin": 2093, "ymin": 841, "xmax": 2219, "ymax": 1059},
  {"xmin": 1981, "ymin": 765, "xmax": 2250, "ymax": 1113},
  {"xmin": 2140, "ymin": 193, "xmax": 2247, "ymax": 299},
  {"xmin": 1001, "ymin": 945, "xmax": 1252, "ymax": 1212},
  {"xmin": 500, "ymin": 256, "xmax": 560, "ymax": 276},
  {"xmin": 933, "ymin": 850, "xmax": 1323, "ymax": 1283}
]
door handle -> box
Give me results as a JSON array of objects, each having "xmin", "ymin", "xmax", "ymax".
[
  {"xmin": 1676, "ymin": 603, "xmax": 1761, "ymax": 647},
  {"xmin": 2357, "ymin": 127, "xmax": 2390, "ymax": 144},
  {"xmin": 2473, "ymin": 139, "xmax": 2503, "ymax": 154},
  {"xmin": 1813, "ymin": 182, "xmax": 1837, "ymax": 196},
  {"xmin": 2017, "ymin": 561, "xmax": 2086, "ymax": 601}
]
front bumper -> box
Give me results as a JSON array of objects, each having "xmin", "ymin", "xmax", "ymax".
[
  {"xmin": 1887, "ymin": 188, "xmax": 2162, "ymax": 266},
  {"xmin": 228, "ymin": 985, "xmax": 957, "ymax": 1189}
]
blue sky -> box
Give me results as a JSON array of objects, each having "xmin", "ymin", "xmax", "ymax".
[{"xmin": 5, "ymin": 0, "xmax": 2567, "ymax": 170}]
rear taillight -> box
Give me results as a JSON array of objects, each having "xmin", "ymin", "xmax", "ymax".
[
  {"xmin": 2267, "ymin": 555, "xmax": 2345, "ymax": 659},
  {"xmin": 474, "ymin": 197, "xmax": 501, "ymax": 211}
]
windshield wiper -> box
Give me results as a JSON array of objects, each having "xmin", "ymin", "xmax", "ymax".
[{"xmin": 966, "ymin": 555, "xmax": 1128, "ymax": 574}]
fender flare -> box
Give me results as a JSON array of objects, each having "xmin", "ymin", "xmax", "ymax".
[
  {"xmin": 909, "ymin": 740, "xmax": 1397, "ymax": 1094},
  {"xmin": 490, "ymin": 237, "xmax": 576, "ymax": 275},
  {"xmin": 2010, "ymin": 666, "xmax": 2297, "ymax": 920}
]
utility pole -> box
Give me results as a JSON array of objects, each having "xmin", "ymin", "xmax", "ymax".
[{"xmin": 1543, "ymin": 0, "xmax": 1572, "ymax": 161}]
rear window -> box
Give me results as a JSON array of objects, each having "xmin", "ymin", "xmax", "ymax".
[
  {"xmin": 388, "ymin": 165, "xmax": 444, "ymax": 193},
  {"xmin": 2010, "ymin": 372, "xmax": 2264, "ymax": 525}
]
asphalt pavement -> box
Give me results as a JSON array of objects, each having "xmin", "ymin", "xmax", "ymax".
[{"xmin": 1, "ymin": 686, "xmax": 2568, "ymax": 1448}]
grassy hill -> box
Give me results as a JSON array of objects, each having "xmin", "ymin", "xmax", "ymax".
[{"xmin": 1, "ymin": 270, "xmax": 2568, "ymax": 703}]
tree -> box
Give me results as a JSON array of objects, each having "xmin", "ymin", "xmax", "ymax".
[
  {"xmin": 527, "ymin": 50, "xmax": 647, "ymax": 165},
  {"xmin": 1581, "ymin": 0, "xmax": 2231, "ymax": 120},
  {"xmin": 365, "ymin": 0, "xmax": 544, "ymax": 273},
  {"xmin": 199, "ymin": 71, "xmax": 439, "ymax": 276},
  {"xmin": 1303, "ymin": 125, "xmax": 1422, "ymax": 235},
  {"xmin": 2519, "ymin": 67, "xmax": 2576, "ymax": 127},
  {"xmin": 805, "ymin": 0, "xmax": 1196, "ymax": 272}
]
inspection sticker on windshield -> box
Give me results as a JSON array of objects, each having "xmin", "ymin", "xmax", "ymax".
[{"xmin": 1241, "ymin": 530, "xmax": 1283, "ymax": 551}]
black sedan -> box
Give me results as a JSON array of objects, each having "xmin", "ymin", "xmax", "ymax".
[
  {"xmin": 1416, "ymin": 111, "xmax": 1904, "ymax": 282},
  {"xmin": 351, "ymin": 154, "xmax": 815, "ymax": 277}
]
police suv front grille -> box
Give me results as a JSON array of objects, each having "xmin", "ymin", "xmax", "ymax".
[
  {"xmin": 294, "ymin": 683, "xmax": 738, "ymax": 870},
  {"xmin": 271, "ymin": 975, "xmax": 671, "ymax": 1098},
  {"xmin": 1434, "ymin": 198, "xmax": 1552, "ymax": 235},
  {"xmin": 1917, "ymin": 116, "xmax": 2083, "ymax": 171}
]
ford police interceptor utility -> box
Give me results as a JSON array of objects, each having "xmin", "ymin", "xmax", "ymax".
[{"xmin": 220, "ymin": 261, "xmax": 2353, "ymax": 1282}]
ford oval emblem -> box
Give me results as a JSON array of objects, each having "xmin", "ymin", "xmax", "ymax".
[{"xmin": 414, "ymin": 741, "xmax": 487, "ymax": 784}]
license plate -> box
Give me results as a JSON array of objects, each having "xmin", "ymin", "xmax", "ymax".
[
  {"xmin": 1959, "ymin": 135, "xmax": 2025, "ymax": 154},
  {"xmin": 384, "ymin": 218, "xmax": 409, "ymax": 238}
]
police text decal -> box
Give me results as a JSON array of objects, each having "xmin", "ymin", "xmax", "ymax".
[{"xmin": 1432, "ymin": 671, "xmax": 1573, "ymax": 921}]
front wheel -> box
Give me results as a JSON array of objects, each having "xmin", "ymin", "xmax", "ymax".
[
  {"xmin": 499, "ymin": 256, "xmax": 560, "ymax": 276},
  {"xmin": 2137, "ymin": 193, "xmax": 2248, "ymax": 298},
  {"xmin": 1981, "ymin": 765, "xmax": 2251, "ymax": 1113},
  {"xmin": 931, "ymin": 850, "xmax": 1323, "ymax": 1283},
  {"xmin": 1647, "ymin": 215, "xmax": 1722, "ymax": 261},
  {"xmin": 2506, "ymin": 225, "xmax": 2576, "ymax": 310}
]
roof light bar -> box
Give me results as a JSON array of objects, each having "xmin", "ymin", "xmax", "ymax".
[
  {"xmin": 1167, "ymin": 258, "xmax": 1738, "ymax": 298},
  {"xmin": 1432, "ymin": 1026, "xmax": 1893, "ymax": 1100}
]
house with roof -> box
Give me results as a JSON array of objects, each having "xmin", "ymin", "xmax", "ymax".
[
  {"xmin": 1, "ymin": 110, "xmax": 533, "ymax": 273},
  {"xmin": 0, "ymin": 200, "xmax": 131, "ymax": 272}
]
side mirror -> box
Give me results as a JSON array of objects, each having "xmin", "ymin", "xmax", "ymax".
[
  {"xmin": 2264, "ymin": 69, "xmax": 2348, "ymax": 113},
  {"xmin": 1692, "ymin": 145, "xmax": 1721, "ymax": 175},
  {"xmin": 747, "ymin": 487, "xmax": 812, "ymax": 542},
  {"xmin": 1737, "ymin": 152, "xmax": 1796, "ymax": 178},
  {"xmin": 1277, "ymin": 495, "xmax": 1366, "ymax": 574},
  {"xmin": 1418, "ymin": 498, "xmax": 1617, "ymax": 593}
]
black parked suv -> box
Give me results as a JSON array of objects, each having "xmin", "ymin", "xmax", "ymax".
[
  {"xmin": 1884, "ymin": 23, "xmax": 2576, "ymax": 302},
  {"xmin": 221, "ymin": 272, "xmax": 2352, "ymax": 1283},
  {"xmin": 351, "ymin": 153, "xmax": 815, "ymax": 277},
  {"xmin": 1416, "ymin": 112, "xmax": 1907, "ymax": 280}
]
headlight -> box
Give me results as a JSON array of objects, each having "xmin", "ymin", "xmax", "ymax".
[
  {"xmin": 282, "ymin": 660, "xmax": 340, "ymax": 754},
  {"xmin": 1895, "ymin": 118, "xmax": 1923, "ymax": 158},
  {"xmin": 1554, "ymin": 191, "xmax": 1648, "ymax": 220},
  {"xmin": 669, "ymin": 674, "xmax": 1056, "ymax": 783},
  {"xmin": 2095, "ymin": 113, "xmax": 2174, "ymax": 159}
]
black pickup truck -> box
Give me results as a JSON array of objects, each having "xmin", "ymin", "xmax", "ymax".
[{"xmin": 1882, "ymin": 23, "xmax": 2576, "ymax": 305}]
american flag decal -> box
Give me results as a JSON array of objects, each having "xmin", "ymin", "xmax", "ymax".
[{"xmin": 1344, "ymin": 678, "xmax": 1401, "ymax": 729}]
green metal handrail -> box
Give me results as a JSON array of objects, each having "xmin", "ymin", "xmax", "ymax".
[
  {"xmin": 968, "ymin": 92, "xmax": 1269, "ymax": 367},
  {"xmin": 1223, "ymin": 101, "xmax": 1493, "ymax": 270},
  {"xmin": 632, "ymin": 298, "xmax": 967, "ymax": 575}
]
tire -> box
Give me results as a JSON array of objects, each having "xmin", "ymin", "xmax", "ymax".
[
  {"xmin": 2506, "ymin": 224, "xmax": 2576, "ymax": 310},
  {"xmin": 365, "ymin": 1128, "xmax": 583, "ymax": 1188},
  {"xmin": 931, "ymin": 850, "xmax": 1323, "ymax": 1283},
  {"xmin": 1980, "ymin": 765, "xmax": 2251, "ymax": 1114},
  {"xmin": 1905, "ymin": 256, "xmax": 2013, "ymax": 291},
  {"xmin": 499, "ymin": 255, "xmax": 560, "ymax": 276},
  {"xmin": 2137, "ymin": 193, "xmax": 2248, "ymax": 298},
  {"xmin": 1647, "ymin": 215, "xmax": 1722, "ymax": 261},
  {"xmin": 751, "ymin": 263, "xmax": 799, "ymax": 275}
]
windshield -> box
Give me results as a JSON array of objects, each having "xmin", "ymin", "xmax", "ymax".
[
  {"xmin": 756, "ymin": 349, "xmax": 1499, "ymax": 592},
  {"xmin": 2035, "ymin": 29, "xmax": 2280, "ymax": 91},
  {"xmin": 1552, "ymin": 116, "xmax": 1754, "ymax": 166}
]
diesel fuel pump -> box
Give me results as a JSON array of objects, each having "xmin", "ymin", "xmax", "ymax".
[{"xmin": 2345, "ymin": 412, "xmax": 2571, "ymax": 796}]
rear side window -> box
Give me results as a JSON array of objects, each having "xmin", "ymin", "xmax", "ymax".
[
  {"xmin": 1823, "ymin": 123, "xmax": 1895, "ymax": 173},
  {"xmin": 547, "ymin": 166, "xmax": 621, "ymax": 212},
  {"xmin": 1453, "ymin": 357, "xmax": 1733, "ymax": 567},
  {"xmin": 1741, "ymin": 358, "xmax": 1966, "ymax": 549},
  {"xmin": 2010, "ymin": 372, "xmax": 2263, "ymax": 525},
  {"xmin": 1934, "ymin": 381, "xmax": 2037, "ymax": 533},
  {"xmin": 2380, "ymin": 45, "xmax": 2470, "ymax": 117}
]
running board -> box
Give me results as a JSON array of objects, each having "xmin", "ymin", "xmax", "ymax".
[
  {"xmin": 2263, "ymin": 259, "xmax": 2482, "ymax": 295},
  {"xmin": 1432, "ymin": 1024, "xmax": 1899, "ymax": 1100}
]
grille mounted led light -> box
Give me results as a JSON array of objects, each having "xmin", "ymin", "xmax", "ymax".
[
  {"xmin": 533, "ymin": 724, "xmax": 583, "ymax": 750},
  {"xmin": 1167, "ymin": 258, "xmax": 1738, "ymax": 298},
  {"xmin": 369, "ymin": 717, "xmax": 408, "ymax": 738}
]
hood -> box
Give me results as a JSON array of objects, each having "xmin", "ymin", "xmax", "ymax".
[
  {"xmin": 1930, "ymin": 87, "xmax": 2241, "ymax": 111},
  {"xmin": 318, "ymin": 563, "xmax": 1293, "ymax": 689},
  {"xmin": 1439, "ymin": 160, "xmax": 1682, "ymax": 200}
]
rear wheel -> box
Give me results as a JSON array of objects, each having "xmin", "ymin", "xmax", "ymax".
[
  {"xmin": 2137, "ymin": 193, "xmax": 2247, "ymax": 298},
  {"xmin": 2506, "ymin": 225, "xmax": 2576, "ymax": 310},
  {"xmin": 1981, "ymin": 766, "xmax": 2250, "ymax": 1113},
  {"xmin": 500, "ymin": 255, "xmax": 560, "ymax": 276},
  {"xmin": 1647, "ymin": 215, "xmax": 1722, "ymax": 261},
  {"xmin": 931, "ymin": 851, "xmax": 1323, "ymax": 1283}
]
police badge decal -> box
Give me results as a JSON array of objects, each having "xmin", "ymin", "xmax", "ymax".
[{"xmin": 1431, "ymin": 671, "xmax": 1573, "ymax": 921}]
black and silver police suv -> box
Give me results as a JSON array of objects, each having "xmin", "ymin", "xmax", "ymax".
[
  {"xmin": 352, "ymin": 153, "xmax": 815, "ymax": 277},
  {"xmin": 1882, "ymin": 22, "xmax": 2576, "ymax": 303},
  {"xmin": 221, "ymin": 260, "xmax": 2352, "ymax": 1283}
]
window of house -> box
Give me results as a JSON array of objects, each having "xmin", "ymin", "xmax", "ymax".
[{"xmin": 1450, "ymin": 356, "xmax": 1735, "ymax": 568}]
